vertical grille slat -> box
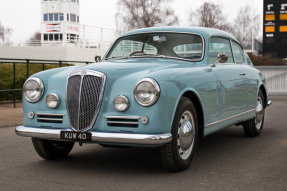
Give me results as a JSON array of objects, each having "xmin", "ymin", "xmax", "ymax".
[{"xmin": 66, "ymin": 70, "xmax": 105, "ymax": 131}]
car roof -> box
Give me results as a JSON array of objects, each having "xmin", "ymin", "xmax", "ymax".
[{"xmin": 120, "ymin": 26, "xmax": 240, "ymax": 45}]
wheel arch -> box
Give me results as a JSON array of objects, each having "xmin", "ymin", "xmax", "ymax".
[{"xmin": 178, "ymin": 90, "xmax": 205, "ymax": 138}]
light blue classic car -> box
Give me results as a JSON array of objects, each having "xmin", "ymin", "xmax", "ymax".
[{"xmin": 16, "ymin": 27, "xmax": 272, "ymax": 172}]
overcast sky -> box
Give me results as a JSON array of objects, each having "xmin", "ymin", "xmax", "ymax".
[{"xmin": 0, "ymin": 0, "xmax": 263, "ymax": 41}]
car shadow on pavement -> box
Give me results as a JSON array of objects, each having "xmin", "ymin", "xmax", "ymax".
[{"xmin": 26, "ymin": 125, "xmax": 264, "ymax": 176}]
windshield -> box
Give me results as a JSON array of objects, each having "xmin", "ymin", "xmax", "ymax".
[{"xmin": 105, "ymin": 33, "xmax": 204, "ymax": 61}]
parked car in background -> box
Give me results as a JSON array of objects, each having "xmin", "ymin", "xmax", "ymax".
[{"xmin": 16, "ymin": 27, "xmax": 272, "ymax": 172}]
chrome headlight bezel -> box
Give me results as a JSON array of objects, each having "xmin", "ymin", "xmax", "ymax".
[
  {"xmin": 23, "ymin": 77, "xmax": 45, "ymax": 103},
  {"xmin": 46, "ymin": 93, "xmax": 60, "ymax": 108},
  {"xmin": 134, "ymin": 78, "xmax": 160, "ymax": 107},
  {"xmin": 114, "ymin": 95, "xmax": 129, "ymax": 112}
]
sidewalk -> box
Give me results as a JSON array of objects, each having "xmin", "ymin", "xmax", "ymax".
[{"xmin": 0, "ymin": 102, "xmax": 23, "ymax": 127}]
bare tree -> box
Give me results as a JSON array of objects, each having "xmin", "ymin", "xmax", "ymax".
[
  {"xmin": 233, "ymin": 5, "xmax": 260, "ymax": 47},
  {"xmin": 189, "ymin": 2, "xmax": 233, "ymax": 33},
  {"xmin": 26, "ymin": 31, "xmax": 41, "ymax": 46},
  {"xmin": 116, "ymin": 0, "xmax": 179, "ymax": 32},
  {"xmin": 0, "ymin": 21, "xmax": 13, "ymax": 45}
]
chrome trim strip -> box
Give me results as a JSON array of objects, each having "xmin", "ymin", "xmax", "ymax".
[
  {"xmin": 104, "ymin": 116, "xmax": 141, "ymax": 119},
  {"xmin": 103, "ymin": 31, "xmax": 205, "ymax": 62},
  {"xmin": 66, "ymin": 69, "xmax": 107, "ymax": 132},
  {"xmin": 205, "ymin": 109, "xmax": 256, "ymax": 128},
  {"xmin": 107, "ymin": 121, "xmax": 139, "ymax": 125},
  {"xmin": 15, "ymin": 126, "xmax": 172, "ymax": 145},
  {"xmin": 37, "ymin": 118, "xmax": 63, "ymax": 122},
  {"xmin": 230, "ymin": 39, "xmax": 236, "ymax": 63},
  {"xmin": 36, "ymin": 113, "xmax": 65, "ymax": 116},
  {"xmin": 267, "ymin": 100, "xmax": 272, "ymax": 107},
  {"xmin": 77, "ymin": 74, "xmax": 84, "ymax": 130}
]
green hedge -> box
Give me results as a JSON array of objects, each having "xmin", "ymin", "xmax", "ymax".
[{"xmin": 0, "ymin": 63, "xmax": 72, "ymax": 101}]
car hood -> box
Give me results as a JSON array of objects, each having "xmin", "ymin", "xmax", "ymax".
[{"xmin": 73, "ymin": 58, "xmax": 198, "ymax": 81}]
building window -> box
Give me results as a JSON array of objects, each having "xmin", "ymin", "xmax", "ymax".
[
  {"xmin": 67, "ymin": 14, "xmax": 69, "ymax": 21},
  {"xmin": 49, "ymin": 14, "xmax": 53, "ymax": 21},
  {"xmin": 54, "ymin": 13, "xmax": 59, "ymax": 21},
  {"xmin": 49, "ymin": 34, "xmax": 53, "ymax": 41},
  {"xmin": 70, "ymin": 14, "xmax": 76, "ymax": 22},
  {"xmin": 44, "ymin": 34, "xmax": 48, "ymax": 41},
  {"xmin": 77, "ymin": 16, "xmax": 79, "ymax": 23},
  {"xmin": 59, "ymin": 13, "xmax": 64, "ymax": 21},
  {"xmin": 60, "ymin": 34, "xmax": 63, "ymax": 41},
  {"xmin": 44, "ymin": 14, "xmax": 48, "ymax": 21},
  {"xmin": 55, "ymin": 34, "xmax": 59, "ymax": 41}
]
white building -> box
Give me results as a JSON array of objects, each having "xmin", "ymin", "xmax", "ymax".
[{"xmin": 40, "ymin": 0, "xmax": 81, "ymax": 46}]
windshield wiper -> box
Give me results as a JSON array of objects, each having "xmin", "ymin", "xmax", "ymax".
[
  {"xmin": 105, "ymin": 55, "xmax": 128, "ymax": 60},
  {"xmin": 129, "ymin": 53, "xmax": 166, "ymax": 58}
]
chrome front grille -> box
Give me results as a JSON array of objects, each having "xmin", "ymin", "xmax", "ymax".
[{"xmin": 66, "ymin": 70, "xmax": 106, "ymax": 131}]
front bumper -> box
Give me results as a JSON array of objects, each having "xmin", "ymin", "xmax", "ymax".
[{"xmin": 15, "ymin": 126, "xmax": 172, "ymax": 145}]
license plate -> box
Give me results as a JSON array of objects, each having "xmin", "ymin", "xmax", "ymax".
[{"xmin": 60, "ymin": 131, "xmax": 92, "ymax": 141}]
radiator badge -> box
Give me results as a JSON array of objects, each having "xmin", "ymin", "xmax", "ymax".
[{"xmin": 81, "ymin": 71, "xmax": 86, "ymax": 77}]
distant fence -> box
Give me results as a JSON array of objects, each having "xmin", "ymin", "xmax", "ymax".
[
  {"xmin": 256, "ymin": 66, "xmax": 287, "ymax": 95},
  {"xmin": 0, "ymin": 58, "xmax": 93, "ymax": 108},
  {"xmin": 0, "ymin": 25, "xmax": 120, "ymax": 50}
]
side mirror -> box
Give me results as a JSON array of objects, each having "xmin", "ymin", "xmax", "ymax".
[
  {"xmin": 217, "ymin": 52, "xmax": 228, "ymax": 63},
  {"xmin": 95, "ymin": 55, "xmax": 101, "ymax": 63},
  {"xmin": 210, "ymin": 52, "xmax": 228, "ymax": 67}
]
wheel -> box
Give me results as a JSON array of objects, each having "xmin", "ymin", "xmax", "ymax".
[
  {"xmin": 160, "ymin": 97, "xmax": 198, "ymax": 172},
  {"xmin": 243, "ymin": 90, "xmax": 265, "ymax": 137},
  {"xmin": 32, "ymin": 138, "xmax": 74, "ymax": 160}
]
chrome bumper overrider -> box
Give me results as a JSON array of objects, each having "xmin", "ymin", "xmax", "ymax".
[
  {"xmin": 267, "ymin": 100, "xmax": 272, "ymax": 107},
  {"xmin": 15, "ymin": 126, "xmax": 172, "ymax": 145}
]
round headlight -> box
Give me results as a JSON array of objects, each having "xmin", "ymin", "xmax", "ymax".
[
  {"xmin": 46, "ymin": 93, "xmax": 60, "ymax": 108},
  {"xmin": 134, "ymin": 78, "xmax": 160, "ymax": 107},
  {"xmin": 23, "ymin": 77, "xmax": 44, "ymax": 103},
  {"xmin": 114, "ymin": 95, "xmax": 129, "ymax": 111}
]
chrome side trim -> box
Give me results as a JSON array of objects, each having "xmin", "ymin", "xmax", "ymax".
[
  {"xmin": 107, "ymin": 121, "xmax": 139, "ymax": 125},
  {"xmin": 205, "ymin": 109, "xmax": 256, "ymax": 128},
  {"xmin": 36, "ymin": 113, "xmax": 65, "ymax": 116},
  {"xmin": 104, "ymin": 116, "xmax": 141, "ymax": 119},
  {"xmin": 15, "ymin": 126, "xmax": 172, "ymax": 145},
  {"xmin": 267, "ymin": 100, "xmax": 272, "ymax": 107},
  {"xmin": 37, "ymin": 118, "xmax": 63, "ymax": 122}
]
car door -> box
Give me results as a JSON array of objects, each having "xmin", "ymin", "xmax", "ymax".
[
  {"xmin": 209, "ymin": 37, "xmax": 247, "ymax": 121},
  {"xmin": 241, "ymin": 52, "xmax": 260, "ymax": 111}
]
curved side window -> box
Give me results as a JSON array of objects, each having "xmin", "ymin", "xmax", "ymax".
[
  {"xmin": 244, "ymin": 52, "xmax": 254, "ymax": 66},
  {"xmin": 172, "ymin": 43, "xmax": 203, "ymax": 59},
  {"xmin": 209, "ymin": 37, "xmax": 234, "ymax": 64},
  {"xmin": 231, "ymin": 41, "xmax": 244, "ymax": 64}
]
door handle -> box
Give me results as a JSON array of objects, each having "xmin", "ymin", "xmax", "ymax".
[{"xmin": 239, "ymin": 72, "xmax": 246, "ymax": 75}]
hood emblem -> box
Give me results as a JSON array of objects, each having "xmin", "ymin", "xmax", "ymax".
[{"xmin": 81, "ymin": 71, "xmax": 86, "ymax": 76}]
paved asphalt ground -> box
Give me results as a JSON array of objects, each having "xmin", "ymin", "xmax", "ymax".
[{"xmin": 0, "ymin": 96, "xmax": 286, "ymax": 190}]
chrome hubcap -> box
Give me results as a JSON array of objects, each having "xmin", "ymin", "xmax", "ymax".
[
  {"xmin": 255, "ymin": 97, "xmax": 264, "ymax": 130},
  {"xmin": 177, "ymin": 111, "xmax": 195, "ymax": 160}
]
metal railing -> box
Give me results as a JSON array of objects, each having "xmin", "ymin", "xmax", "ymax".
[
  {"xmin": 0, "ymin": 25, "xmax": 121, "ymax": 50},
  {"xmin": 0, "ymin": 58, "xmax": 93, "ymax": 108}
]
